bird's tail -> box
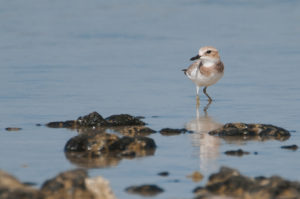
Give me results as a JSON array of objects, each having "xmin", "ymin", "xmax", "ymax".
[{"xmin": 182, "ymin": 69, "xmax": 187, "ymax": 75}]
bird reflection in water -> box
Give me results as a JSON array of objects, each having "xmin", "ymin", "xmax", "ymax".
[{"xmin": 185, "ymin": 101, "xmax": 223, "ymax": 174}]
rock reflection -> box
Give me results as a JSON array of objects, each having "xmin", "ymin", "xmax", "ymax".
[
  {"xmin": 65, "ymin": 152, "xmax": 122, "ymax": 168},
  {"xmin": 185, "ymin": 102, "xmax": 223, "ymax": 173}
]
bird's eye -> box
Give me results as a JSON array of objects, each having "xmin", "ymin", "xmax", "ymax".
[{"xmin": 207, "ymin": 50, "xmax": 212, "ymax": 54}]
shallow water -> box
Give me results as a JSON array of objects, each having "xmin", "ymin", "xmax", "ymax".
[{"xmin": 0, "ymin": 0, "xmax": 300, "ymax": 198}]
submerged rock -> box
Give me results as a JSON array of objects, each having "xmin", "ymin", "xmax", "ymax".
[
  {"xmin": 281, "ymin": 144, "xmax": 298, "ymax": 151},
  {"xmin": 0, "ymin": 170, "xmax": 43, "ymax": 199},
  {"xmin": 159, "ymin": 128, "xmax": 192, "ymax": 136},
  {"xmin": 157, "ymin": 171, "xmax": 169, "ymax": 177},
  {"xmin": 125, "ymin": 184, "xmax": 164, "ymax": 196},
  {"xmin": 41, "ymin": 169, "xmax": 116, "ymax": 199},
  {"xmin": 194, "ymin": 167, "xmax": 300, "ymax": 199},
  {"xmin": 64, "ymin": 131, "xmax": 156, "ymax": 167},
  {"xmin": 46, "ymin": 120, "xmax": 77, "ymax": 128},
  {"xmin": 209, "ymin": 123, "xmax": 290, "ymax": 141},
  {"xmin": 187, "ymin": 171, "xmax": 204, "ymax": 182},
  {"xmin": 46, "ymin": 112, "xmax": 145, "ymax": 129},
  {"xmin": 224, "ymin": 149, "xmax": 250, "ymax": 156},
  {"xmin": 5, "ymin": 127, "xmax": 22, "ymax": 131}
]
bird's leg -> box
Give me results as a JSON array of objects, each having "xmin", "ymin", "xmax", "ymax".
[
  {"xmin": 203, "ymin": 100, "xmax": 212, "ymax": 113},
  {"xmin": 203, "ymin": 87, "xmax": 212, "ymax": 102},
  {"xmin": 196, "ymin": 86, "xmax": 200, "ymax": 106}
]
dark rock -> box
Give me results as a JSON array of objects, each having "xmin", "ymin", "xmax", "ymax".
[
  {"xmin": 5, "ymin": 127, "xmax": 22, "ymax": 131},
  {"xmin": 46, "ymin": 120, "xmax": 77, "ymax": 128},
  {"xmin": 0, "ymin": 170, "xmax": 43, "ymax": 199},
  {"xmin": 46, "ymin": 112, "xmax": 146, "ymax": 129},
  {"xmin": 281, "ymin": 144, "xmax": 298, "ymax": 151},
  {"xmin": 41, "ymin": 169, "xmax": 116, "ymax": 199},
  {"xmin": 64, "ymin": 131, "xmax": 156, "ymax": 168},
  {"xmin": 209, "ymin": 123, "xmax": 290, "ymax": 141},
  {"xmin": 77, "ymin": 112, "xmax": 108, "ymax": 127},
  {"xmin": 159, "ymin": 128, "xmax": 192, "ymax": 136},
  {"xmin": 125, "ymin": 184, "xmax": 164, "ymax": 196},
  {"xmin": 105, "ymin": 114, "xmax": 145, "ymax": 126},
  {"xmin": 108, "ymin": 136, "xmax": 156, "ymax": 154},
  {"xmin": 194, "ymin": 166, "xmax": 300, "ymax": 199},
  {"xmin": 158, "ymin": 171, "xmax": 169, "ymax": 177},
  {"xmin": 64, "ymin": 132, "xmax": 119, "ymax": 153},
  {"xmin": 224, "ymin": 149, "xmax": 250, "ymax": 156}
]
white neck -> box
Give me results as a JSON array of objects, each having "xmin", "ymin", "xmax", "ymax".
[{"xmin": 202, "ymin": 59, "xmax": 218, "ymax": 67}]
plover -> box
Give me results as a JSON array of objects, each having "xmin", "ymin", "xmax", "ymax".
[{"xmin": 182, "ymin": 46, "xmax": 224, "ymax": 102}]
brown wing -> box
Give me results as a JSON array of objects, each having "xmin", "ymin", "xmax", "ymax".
[{"xmin": 216, "ymin": 61, "xmax": 224, "ymax": 73}]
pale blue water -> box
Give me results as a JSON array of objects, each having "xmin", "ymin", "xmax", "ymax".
[{"xmin": 0, "ymin": 1, "xmax": 300, "ymax": 199}]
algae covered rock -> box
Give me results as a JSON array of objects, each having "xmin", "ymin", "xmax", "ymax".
[
  {"xmin": 209, "ymin": 123, "xmax": 290, "ymax": 141},
  {"xmin": 41, "ymin": 169, "xmax": 116, "ymax": 199},
  {"xmin": 64, "ymin": 131, "xmax": 156, "ymax": 167},
  {"xmin": 46, "ymin": 112, "xmax": 146, "ymax": 129},
  {"xmin": 194, "ymin": 167, "xmax": 300, "ymax": 199},
  {"xmin": 77, "ymin": 112, "xmax": 109, "ymax": 127},
  {"xmin": 105, "ymin": 114, "xmax": 145, "ymax": 126},
  {"xmin": 0, "ymin": 169, "xmax": 117, "ymax": 199},
  {"xmin": 0, "ymin": 170, "xmax": 43, "ymax": 199},
  {"xmin": 64, "ymin": 132, "xmax": 119, "ymax": 153},
  {"xmin": 64, "ymin": 131, "xmax": 156, "ymax": 155}
]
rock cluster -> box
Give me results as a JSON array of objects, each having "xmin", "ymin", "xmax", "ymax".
[
  {"xmin": 46, "ymin": 112, "xmax": 146, "ymax": 128},
  {"xmin": 64, "ymin": 131, "xmax": 156, "ymax": 168},
  {"xmin": 194, "ymin": 167, "xmax": 300, "ymax": 199},
  {"xmin": 209, "ymin": 123, "xmax": 290, "ymax": 141},
  {"xmin": 0, "ymin": 169, "xmax": 116, "ymax": 199},
  {"xmin": 0, "ymin": 170, "xmax": 42, "ymax": 199}
]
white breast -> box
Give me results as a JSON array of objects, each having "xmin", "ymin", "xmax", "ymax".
[{"xmin": 187, "ymin": 67, "xmax": 223, "ymax": 87}]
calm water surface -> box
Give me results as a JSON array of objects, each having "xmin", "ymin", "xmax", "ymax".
[{"xmin": 0, "ymin": 1, "xmax": 300, "ymax": 199}]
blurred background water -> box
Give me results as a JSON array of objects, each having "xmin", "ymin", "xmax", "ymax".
[{"xmin": 0, "ymin": 0, "xmax": 300, "ymax": 198}]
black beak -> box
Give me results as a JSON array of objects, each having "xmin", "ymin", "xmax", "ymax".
[{"xmin": 190, "ymin": 54, "xmax": 200, "ymax": 61}]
